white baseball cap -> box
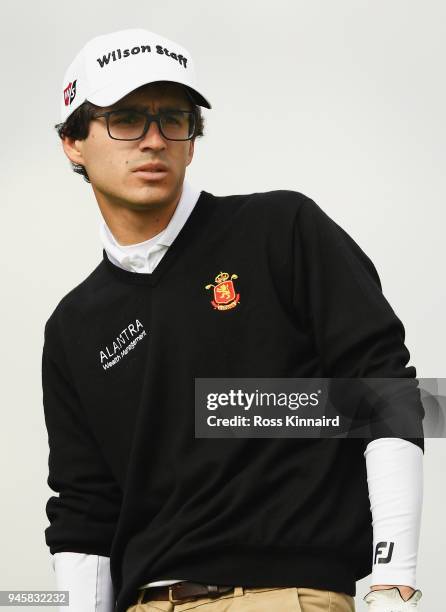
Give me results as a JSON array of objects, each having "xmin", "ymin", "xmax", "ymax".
[{"xmin": 60, "ymin": 28, "xmax": 212, "ymax": 122}]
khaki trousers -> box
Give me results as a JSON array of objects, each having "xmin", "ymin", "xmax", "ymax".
[{"xmin": 126, "ymin": 585, "xmax": 355, "ymax": 612}]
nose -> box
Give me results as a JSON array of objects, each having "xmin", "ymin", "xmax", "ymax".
[{"xmin": 138, "ymin": 119, "xmax": 167, "ymax": 152}]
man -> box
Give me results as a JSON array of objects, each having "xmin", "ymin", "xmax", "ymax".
[{"xmin": 42, "ymin": 28, "xmax": 424, "ymax": 612}]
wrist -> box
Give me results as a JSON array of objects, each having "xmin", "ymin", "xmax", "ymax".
[{"xmin": 371, "ymin": 584, "xmax": 415, "ymax": 601}]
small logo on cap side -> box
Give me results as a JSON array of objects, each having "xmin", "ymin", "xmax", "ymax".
[{"xmin": 63, "ymin": 80, "xmax": 77, "ymax": 106}]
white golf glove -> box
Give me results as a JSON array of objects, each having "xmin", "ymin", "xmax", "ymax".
[{"xmin": 363, "ymin": 587, "xmax": 422, "ymax": 610}]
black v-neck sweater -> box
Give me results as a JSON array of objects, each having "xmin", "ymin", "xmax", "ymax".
[{"xmin": 41, "ymin": 188, "xmax": 424, "ymax": 612}]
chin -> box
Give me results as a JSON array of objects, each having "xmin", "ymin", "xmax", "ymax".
[{"xmin": 125, "ymin": 187, "xmax": 174, "ymax": 209}]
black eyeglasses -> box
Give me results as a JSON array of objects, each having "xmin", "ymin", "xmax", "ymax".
[{"xmin": 92, "ymin": 108, "xmax": 196, "ymax": 141}]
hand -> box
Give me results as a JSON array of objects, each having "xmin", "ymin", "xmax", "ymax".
[{"xmin": 363, "ymin": 586, "xmax": 422, "ymax": 610}]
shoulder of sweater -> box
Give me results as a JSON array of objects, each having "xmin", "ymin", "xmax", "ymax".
[
  {"xmin": 208, "ymin": 189, "xmax": 315, "ymax": 230},
  {"xmin": 44, "ymin": 258, "xmax": 109, "ymax": 333},
  {"xmin": 212, "ymin": 188, "xmax": 312, "ymax": 213}
]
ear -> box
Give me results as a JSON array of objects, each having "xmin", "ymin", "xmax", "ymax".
[
  {"xmin": 186, "ymin": 138, "xmax": 195, "ymax": 166},
  {"xmin": 61, "ymin": 136, "xmax": 86, "ymax": 167}
]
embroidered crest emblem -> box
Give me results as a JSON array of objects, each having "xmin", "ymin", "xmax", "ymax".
[{"xmin": 205, "ymin": 271, "xmax": 240, "ymax": 311}]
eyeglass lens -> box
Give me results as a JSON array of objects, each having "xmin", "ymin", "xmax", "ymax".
[{"xmin": 107, "ymin": 110, "xmax": 194, "ymax": 140}]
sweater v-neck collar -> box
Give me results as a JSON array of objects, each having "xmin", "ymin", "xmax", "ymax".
[{"xmin": 101, "ymin": 189, "xmax": 214, "ymax": 286}]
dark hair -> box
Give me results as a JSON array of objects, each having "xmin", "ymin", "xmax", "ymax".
[{"xmin": 55, "ymin": 95, "xmax": 205, "ymax": 183}]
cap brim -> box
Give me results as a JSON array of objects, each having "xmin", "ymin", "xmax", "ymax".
[{"xmin": 88, "ymin": 77, "xmax": 212, "ymax": 109}]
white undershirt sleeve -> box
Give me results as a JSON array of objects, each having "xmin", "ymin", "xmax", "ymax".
[
  {"xmin": 53, "ymin": 552, "xmax": 115, "ymax": 612},
  {"xmin": 364, "ymin": 437, "xmax": 424, "ymax": 589}
]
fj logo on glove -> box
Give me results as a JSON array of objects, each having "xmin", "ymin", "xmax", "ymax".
[
  {"xmin": 373, "ymin": 541, "xmax": 395, "ymax": 564},
  {"xmin": 205, "ymin": 271, "xmax": 240, "ymax": 311}
]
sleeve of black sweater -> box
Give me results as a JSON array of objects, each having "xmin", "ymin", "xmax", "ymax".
[
  {"xmin": 42, "ymin": 307, "xmax": 122, "ymax": 556},
  {"xmin": 293, "ymin": 196, "xmax": 424, "ymax": 453}
]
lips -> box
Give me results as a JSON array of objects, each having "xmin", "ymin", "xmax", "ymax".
[{"xmin": 133, "ymin": 162, "xmax": 168, "ymax": 173}]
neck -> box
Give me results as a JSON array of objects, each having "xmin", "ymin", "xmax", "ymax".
[{"xmin": 94, "ymin": 184, "xmax": 183, "ymax": 246}]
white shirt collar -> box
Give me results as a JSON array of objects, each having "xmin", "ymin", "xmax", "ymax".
[{"xmin": 99, "ymin": 179, "xmax": 202, "ymax": 272}]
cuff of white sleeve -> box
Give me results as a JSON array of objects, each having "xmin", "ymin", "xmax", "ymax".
[{"xmin": 370, "ymin": 568, "xmax": 417, "ymax": 590}]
